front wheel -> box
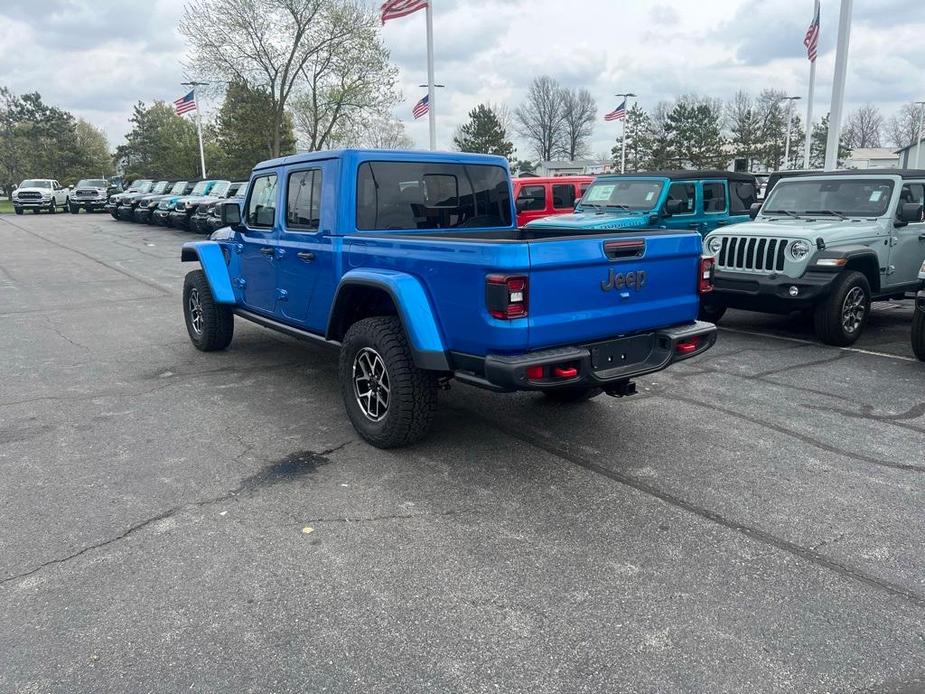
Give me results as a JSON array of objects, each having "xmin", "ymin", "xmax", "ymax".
[
  {"xmin": 69, "ymin": 204, "xmax": 79, "ymax": 214},
  {"xmin": 48, "ymin": 199, "xmax": 56, "ymax": 214},
  {"xmin": 543, "ymin": 386, "xmax": 603, "ymax": 403},
  {"xmin": 14, "ymin": 207, "xmax": 22, "ymax": 215},
  {"xmin": 182, "ymin": 270, "xmax": 234, "ymax": 351},
  {"xmin": 339, "ymin": 316, "xmax": 438, "ymax": 448},
  {"xmin": 912, "ymin": 307, "xmax": 925, "ymax": 361},
  {"xmin": 813, "ymin": 271, "xmax": 870, "ymax": 346}
]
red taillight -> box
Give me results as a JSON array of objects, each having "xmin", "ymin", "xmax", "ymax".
[
  {"xmin": 526, "ymin": 365, "xmax": 544, "ymax": 380},
  {"xmin": 486, "ymin": 274, "xmax": 528, "ymax": 320},
  {"xmin": 552, "ymin": 366, "xmax": 578, "ymax": 378},
  {"xmin": 699, "ymin": 256, "xmax": 715, "ymax": 294},
  {"xmin": 676, "ymin": 337, "xmax": 700, "ymax": 354}
]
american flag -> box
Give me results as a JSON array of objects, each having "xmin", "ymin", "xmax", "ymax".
[
  {"xmin": 412, "ymin": 94, "xmax": 429, "ymax": 119},
  {"xmin": 803, "ymin": 0, "xmax": 820, "ymax": 62},
  {"xmin": 381, "ymin": 0, "xmax": 427, "ymax": 24},
  {"xmin": 604, "ymin": 100, "xmax": 627, "ymax": 122},
  {"xmin": 174, "ymin": 91, "xmax": 197, "ymax": 115}
]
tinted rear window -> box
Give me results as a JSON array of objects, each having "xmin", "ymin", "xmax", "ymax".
[{"xmin": 356, "ymin": 161, "xmax": 511, "ymax": 230}]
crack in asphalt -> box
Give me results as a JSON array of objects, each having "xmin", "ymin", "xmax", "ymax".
[
  {"xmin": 453, "ymin": 406, "xmax": 925, "ymax": 610},
  {"xmin": 302, "ymin": 508, "xmax": 467, "ymax": 524},
  {"xmin": 802, "ymin": 402, "xmax": 925, "ymax": 435},
  {"xmin": 0, "ymin": 441, "xmax": 352, "ymax": 588}
]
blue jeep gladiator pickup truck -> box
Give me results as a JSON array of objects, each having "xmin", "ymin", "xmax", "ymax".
[{"xmin": 180, "ymin": 150, "xmax": 717, "ymax": 447}]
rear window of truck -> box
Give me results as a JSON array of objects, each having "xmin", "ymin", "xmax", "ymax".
[{"xmin": 356, "ymin": 161, "xmax": 512, "ymax": 230}]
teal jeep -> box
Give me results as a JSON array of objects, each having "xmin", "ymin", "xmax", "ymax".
[
  {"xmin": 702, "ymin": 169, "xmax": 925, "ymax": 346},
  {"xmin": 524, "ymin": 170, "xmax": 758, "ymax": 235}
]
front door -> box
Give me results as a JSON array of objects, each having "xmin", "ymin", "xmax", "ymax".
[
  {"xmin": 660, "ymin": 181, "xmax": 699, "ymax": 232},
  {"xmin": 515, "ymin": 183, "xmax": 549, "ymax": 226},
  {"xmin": 275, "ymin": 160, "xmax": 337, "ymax": 331},
  {"xmin": 888, "ymin": 182, "xmax": 925, "ymax": 287},
  {"xmin": 237, "ymin": 172, "xmax": 280, "ymax": 314}
]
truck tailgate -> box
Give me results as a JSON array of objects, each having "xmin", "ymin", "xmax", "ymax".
[{"xmin": 527, "ymin": 232, "xmax": 702, "ymax": 349}]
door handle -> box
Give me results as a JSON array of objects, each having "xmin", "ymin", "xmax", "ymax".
[
  {"xmin": 687, "ymin": 222, "xmax": 701, "ymax": 229},
  {"xmin": 297, "ymin": 251, "xmax": 315, "ymax": 262},
  {"xmin": 259, "ymin": 247, "xmax": 274, "ymax": 257}
]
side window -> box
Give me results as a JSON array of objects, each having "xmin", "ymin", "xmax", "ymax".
[
  {"xmin": 286, "ymin": 169, "xmax": 323, "ymax": 230},
  {"xmin": 246, "ymin": 174, "xmax": 278, "ymax": 228},
  {"xmin": 517, "ymin": 184, "xmax": 546, "ymax": 211},
  {"xmin": 730, "ymin": 182, "xmax": 758, "ymax": 213},
  {"xmin": 552, "ymin": 183, "xmax": 576, "ymax": 209},
  {"xmin": 666, "ymin": 182, "xmax": 695, "ymax": 215},
  {"xmin": 900, "ymin": 183, "xmax": 924, "ymax": 204},
  {"xmin": 703, "ymin": 182, "xmax": 727, "ymax": 213}
]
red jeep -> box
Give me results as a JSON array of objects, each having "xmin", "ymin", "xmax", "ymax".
[{"xmin": 513, "ymin": 176, "xmax": 595, "ymax": 226}]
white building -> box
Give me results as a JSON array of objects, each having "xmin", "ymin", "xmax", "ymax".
[
  {"xmin": 843, "ymin": 148, "xmax": 900, "ymax": 169},
  {"xmin": 894, "ymin": 138, "xmax": 925, "ymax": 169}
]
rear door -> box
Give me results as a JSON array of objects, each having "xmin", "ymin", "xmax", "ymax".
[
  {"xmin": 700, "ymin": 179, "xmax": 730, "ymax": 234},
  {"xmin": 238, "ymin": 172, "xmax": 280, "ymax": 314},
  {"xmin": 275, "ymin": 159, "xmax": 337, "ymax": 331},
  {"xmin": 527, "ymin": 232, "xmax": 702, "ymax": 349},
  {"xmin": 889, "ymin": 182, "xmax": 925, "ymax": 286}
]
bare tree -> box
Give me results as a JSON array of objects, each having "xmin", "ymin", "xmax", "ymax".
[
  {"xmin": 180, "ymin": 0, "xmax": 366, "ymax": 158},
  {"xmin": 561, "ymin": 88, "xmax": 596, "ymax": 160},
  {"xmin": 290, "ymin": 2, "xmax": 399, "ymax": 151},
  {"xmin": 514, "ymin": 76, "xmax": 566, "ymax": 162},
  {"xmin": 842, "ymin": 103, "xmax": 883, "ymax": 149},
  {"xmin": 334, "ymin": 114, "xmax": 413, "ymax": 149},
  {"xmin": 885, "ymin": 102, "xmax": 925, "ymax": 148}
]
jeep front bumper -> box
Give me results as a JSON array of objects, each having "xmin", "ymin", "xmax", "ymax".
[
  {"xmin": 706, "ymin": 269, "xmax": 839, "ymax": 313},
  {"xmin": 449, "ymin": 321, "xmax": 716, "ymax": 392},
  {"xmin": 169, "ymin": 210, "xmax": 192, "ymax": 227}
]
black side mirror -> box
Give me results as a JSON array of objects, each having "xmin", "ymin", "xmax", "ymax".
[
  {"xmin": 897, "ymin": 202, "xmax": 924, "ymax": 225},
  {"xmin": 749, "ymin": 202, "xmax": 762, "ymax": 220},
  {"xmin": 664, "ymin": 199, "xmax": 684, "ymax": 216},
  {"xmin": 221, "ymin": 202, "xmax": 242, "ymax": 227}
]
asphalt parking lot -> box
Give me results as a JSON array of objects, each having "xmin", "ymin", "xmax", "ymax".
[{"xmin": 1, "ymin": 211, "xmax": 924, "ymax": 693}]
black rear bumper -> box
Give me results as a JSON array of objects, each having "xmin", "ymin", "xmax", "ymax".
[
  {"xmin": 450, "ymin": 321, "xmax": 716, "ymax": 393},
  {"xmin": 707, "ymin": 269, "xmax": 839, "ymax": 313}
]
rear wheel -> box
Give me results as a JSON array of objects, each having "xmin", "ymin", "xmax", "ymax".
[
  {"xmin": 912, "ymin": 306, "xmax": 925, "ymax": 361},
  {"xmin": 698, "ymin": 302, "xmax": 727, "ymax": 324},
  {"xmin": 182, "ymin": 270, "xmax": 234, "ymax": 351},
  {"xmin": 339, "ymin": 316, "xmax": 438, "ymax": 448},
  {"xmin": 813, "ymin": 271, "xmax": 870, "ymax": 346},
  {"xmin": 543, "ymin": 386, "xmax": 603, "ymax": 403}
]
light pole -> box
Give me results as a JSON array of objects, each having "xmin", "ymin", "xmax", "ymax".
[
  {"xmin": 825, "ymin": 0, "xmax": 853, "ymax": 170},
  {"xmin": 914, "ymin": 100, "xmax": 925, "ymax": 169},
  {"xmin": 615, "ymin": 92, "xmax": 637, "ymax": 174},
  {"xmin": 782, "ymin": 95, "xmax": 801, "ymax": 170}
]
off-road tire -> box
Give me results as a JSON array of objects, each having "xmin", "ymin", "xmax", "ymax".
[
  {"xmin": 339, "ymin": 316, "xmax": 438, "ymax": 448},
  {"xmin": 182, "ymin": 269, "xmax": 234, "ymax": 351},
  {"xmin": 543, "ymin": 386, "xmax": 603, "ymax": 403},
  {"xmin": 813, "ymin": 270, "xmax": 870, "ymax": 346},
  {"xmin": 698, "ymin": 302, "xmax": 727, "ymax": 324},
  {"xmin": 912, "ymin": 306, "xmax": 925, "ymax": 361}
]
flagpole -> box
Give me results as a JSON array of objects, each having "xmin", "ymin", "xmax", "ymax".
[
  {"xmin": 824, "ymin": 0, "xmax": 852, "ymax": 171},
  {"xmin": 182, "ymin": 81, "xmax": 208, "ymax": 178},
  {"xmin": 614, "ymin": 92, "xmax": 635, "ymax": 174},
  {"xmin": 804, "ymin": 58, "xmax": 816, "ymax": 168},
  {"xmin": 425, "ymin": 2, "xmax": 436, "ymax": 151}
]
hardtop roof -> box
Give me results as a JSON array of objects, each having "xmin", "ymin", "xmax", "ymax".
[
  {"xmin": 594, "ymin": 170, "xmax": 758, "ymax": 183},
  {"xmin": 253, "ymin": 148, "xmax": 511, "ymax": 172}
]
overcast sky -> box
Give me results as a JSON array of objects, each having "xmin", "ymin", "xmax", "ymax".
[{"xmin": 1, "ymin": 0, "xmax": 923, "ymax": 160}]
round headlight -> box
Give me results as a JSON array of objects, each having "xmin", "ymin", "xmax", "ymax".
[
  {"xmin": 707, "ymin": 236, "xmax": 723, "ymax": 255},
  {"xmin": 789, "ymin": 240, "xmax": 811, "ymax": 261}
]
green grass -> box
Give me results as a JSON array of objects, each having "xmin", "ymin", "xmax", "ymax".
[{"xmin": 0, "ymin": 199, "xmax": 12, "ymax": 214}]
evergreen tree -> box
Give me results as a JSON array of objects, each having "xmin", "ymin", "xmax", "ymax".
[
  {"xmin": 809, "ymin": 113, "xmax": 851, "ymax": 168},
  {"xmin": 665, "ymin": 97, "xmax": 727, "ymax": 169},
  {"xmin": 610, "ymin": 104, "xmax": 653, "ymax": 171},
  {"xmin": 214, "ymin": 82, "xmax": 296, "ymax": 179},
  {"xmin": 453, "ymin": 104, "xmax": 514, "ymax": 159}
]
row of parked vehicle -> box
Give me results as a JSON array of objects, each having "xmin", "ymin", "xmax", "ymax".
[{"xmin": 105, "ymin": 178, "xmax": 248, "ymax": 234}]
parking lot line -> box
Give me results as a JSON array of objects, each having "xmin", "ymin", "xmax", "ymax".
[{"xmin": 719, "ymin": 326, "xmax": 919, "ymax": 363}]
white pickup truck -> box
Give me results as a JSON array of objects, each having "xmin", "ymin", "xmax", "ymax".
[{"xmin": 12, "ymin": 179, "xmax": 70, "ymax": 214}]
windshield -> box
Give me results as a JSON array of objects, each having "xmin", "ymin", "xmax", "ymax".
[
  {"xmin": 210, "ymin": 181, "xmax": 231, "ymax": 198},
  {"xmin": 579, "ymin": 179, "xmax": 664, "ymax": 211},
  {"xmin": 77, "ymin": 179, "xmax": 107, "ymax": 188},
  {"xmin": 170, "ymin": 181, "xmax": 188, "ymax": 194},
  {"xmin": 190, "ymin": 181, "xmax": 210, "ymax": 196},
  {"xmin": 20, "ymin": 180, "xmax": 52, "ymax": 189},
  {"xmin": 764, "ymin": 179, "xmax": 895, "ymax": 218},
  {"xmin": 151, "ymin": 181, "xmax": 170, "ymax": 194},
  {"xmin": 229, "ymin": 182, "xmax": 248, "ymax": 197}
]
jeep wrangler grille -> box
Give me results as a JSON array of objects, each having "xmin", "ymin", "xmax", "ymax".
[{"xmin": 717, "ymin": 236, "xmax": 788, "ymax": 272}]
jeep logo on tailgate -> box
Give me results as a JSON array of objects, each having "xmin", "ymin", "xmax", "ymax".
[{"xmin": 601, "ymin": 268, "xmax": 646, "ymax": 292}]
